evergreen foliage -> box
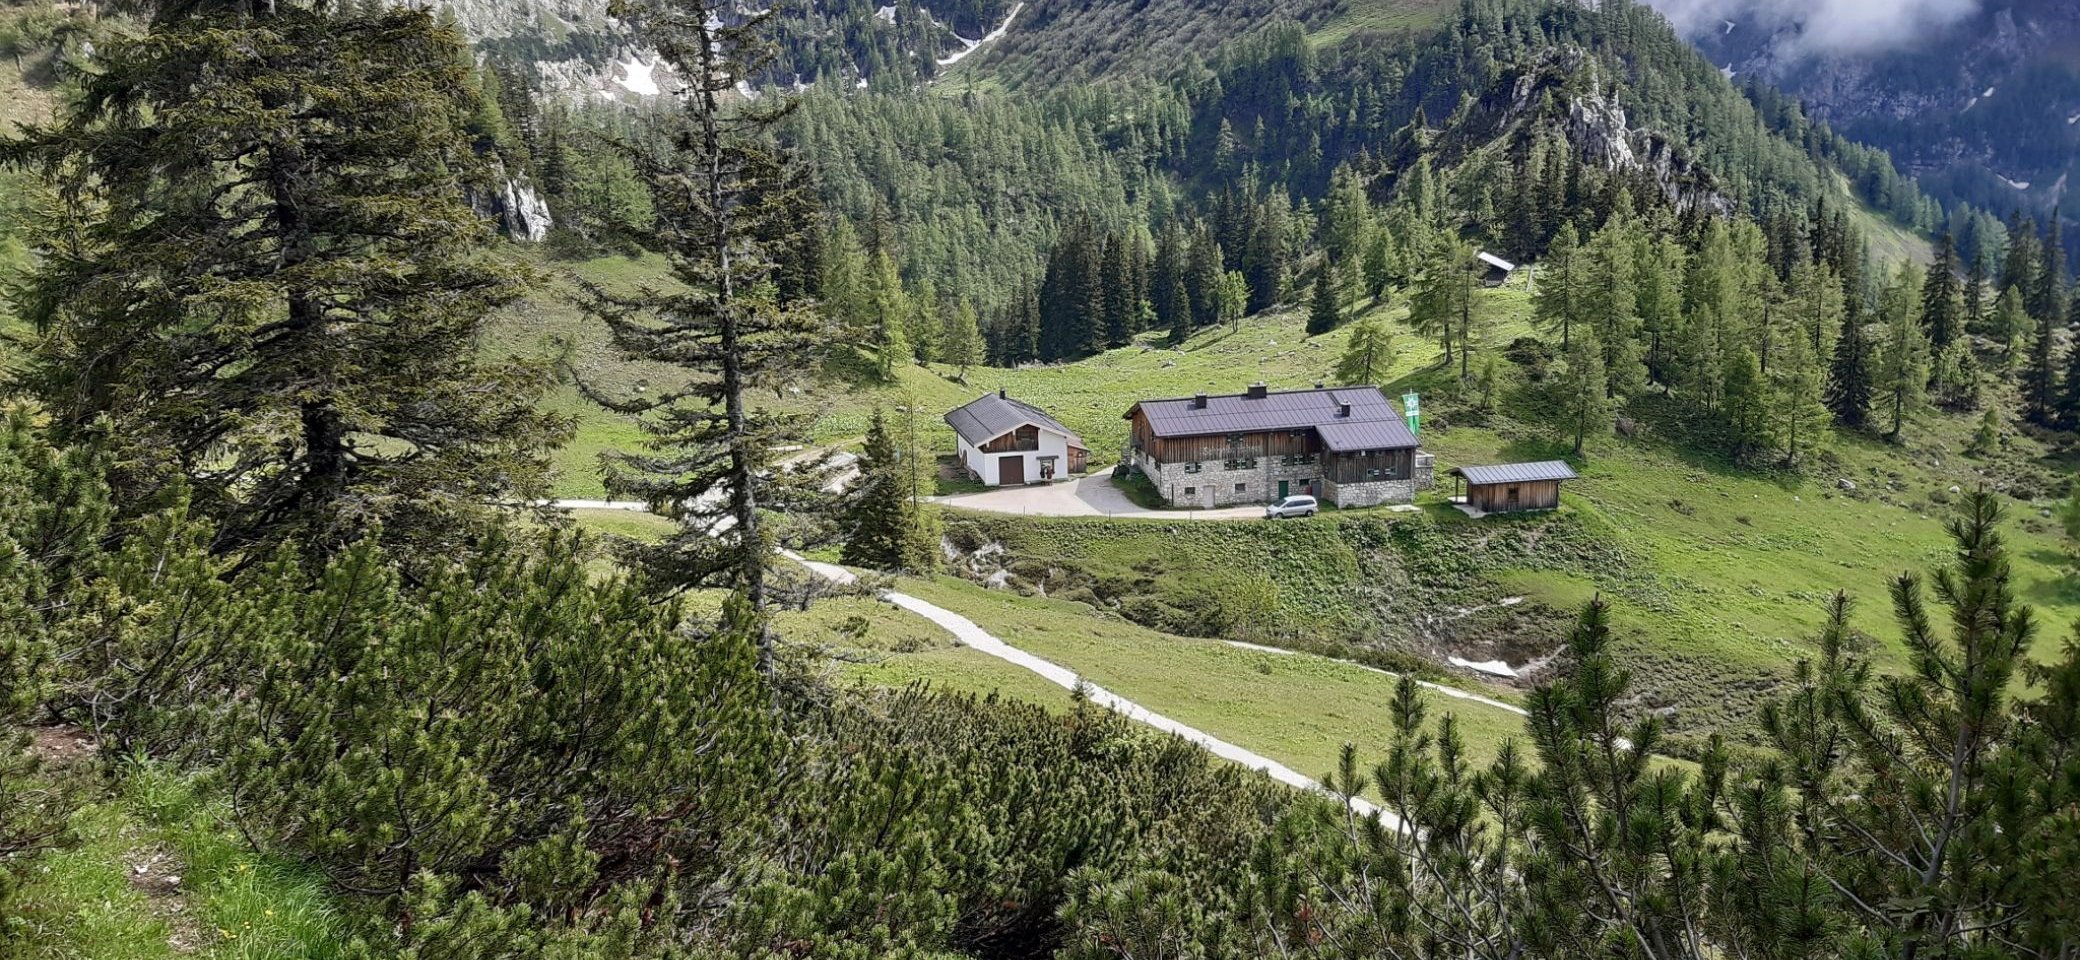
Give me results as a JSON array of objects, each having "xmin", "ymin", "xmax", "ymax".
[
  {"xmin": 841, "ymin": 409, "xmax": 909, "ymax": 571},
  {"xmin": 2, "ymin": 2, "xmax": 569, "ymax": 558},
  {"xmin": 579, "ymin": 0, "xmax": 833, "ymax": 659}
]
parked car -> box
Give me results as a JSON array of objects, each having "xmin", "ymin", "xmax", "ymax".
[{"xmin": 1264, "ymin": 494, "xmax": 1318, "ymax": 519}]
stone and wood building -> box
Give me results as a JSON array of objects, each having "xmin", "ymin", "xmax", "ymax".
[
  {"xmin": 1448, "ymin": 461, "xmax": 1576, "ymax": 515},
  {"xmin": 1124, "ymin": 384, "xmax": 1433, "ymax": 508},
  {"xmin": 946, "ymin": 390, "xmax": 1089, "ymax": 486}
]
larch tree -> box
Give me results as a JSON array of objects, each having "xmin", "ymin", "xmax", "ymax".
[
  {"xmin": 1873, "ymin": 269, "xmax": 1930, "ymax": 441},
  {"xmin": 4, "ymin": 1, "xmax": 568, "ymax": 559},
  {"xmin": 1333, "ymin": 313, "xmax": 1395, "ymax": 386},
  {"xmin": 939, "ymin": 299, "xmax": 983, "ymax": 378},
  {"xmin": 1411, "ymin": 237, "xmax": 1478, "ymax": 377},
  {"xmin": 1532, "ymin": 221, "xmax": 1583, "ymax": 350},
  {"xmin": 581, "ymin": 0, "xmax": 831, "ymax": 670},
  {"xmin": 1554, "ymin": 330, "xmax": 1611, "ymax": 456}
]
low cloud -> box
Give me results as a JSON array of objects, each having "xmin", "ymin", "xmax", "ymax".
[{"xmin": 1644, "ymin": 0, "xmax": 1981, "ymax": 57}]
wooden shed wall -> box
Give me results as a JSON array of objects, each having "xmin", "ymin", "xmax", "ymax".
[
  {"xmin": 1324, "ymin": 448, "xmax": 1414, "ymax": 484},
  {"xmin": 1466, "ymin": 479, "xmax": 1561, "ymax": 513},
  {"xmin": 1130, "ymin": 411, "xmax": 1322, "ymax": 464}
]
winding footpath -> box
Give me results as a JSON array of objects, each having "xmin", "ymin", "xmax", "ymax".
[{"xmin": 778, "ymin": 549, "xmax": 1401, "ymax": 829}]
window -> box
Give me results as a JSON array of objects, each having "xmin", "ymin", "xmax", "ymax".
[
  {"xmin": 1366, "ymin": 468, "xmax": 1382, "ymax": 480},
  {"xmin": 1184, "ymin": 486, "xmax": 1196, "ymax": 497},
  {"xmin": 1184, "ymin": 461, "xmax": 1202, "ymax": 474},
  {"xmin": 1235, "ymin": 483, "xmax": 1248, "ymax": 493}
]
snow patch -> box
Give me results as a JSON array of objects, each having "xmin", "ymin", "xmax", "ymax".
[
  {"xmin": 874, "ymin": 4, "xmax": 895, "ymax": 23},
  {"xmin": 2068, "ymin": 111, "xmax": 2079, "ymax": 126},
  {"xmin": 615, "ymin": 57, "xmax": 659, "ymax": 96},
  {"xmin": 1719, "ymin": 64, "xmax": 1735, "ymax": 80},
  {"xmin": 1721, "ymin": 18, "xmax": 1736, "ymax": 34},
  {"xmin": 1449, "ymin": 656, "xmax": 1519, "ymax": 679},
  {"xmin": 1983, "ymin": 86, "xmax": 1996, "ymax": 97},
  {"xmin": 937, "ymin": 1, "xmax": 1024, "ymax": 67},
  {"xmin": 2000, "ymin": 175, "xmax": 2031, "ymax": 191}
]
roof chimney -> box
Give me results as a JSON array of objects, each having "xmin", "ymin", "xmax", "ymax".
[
  {"xmin": 1337, "ymin": 401, "xmax": 1352, "ymax": 418},
  {"xmin": 998, "ymin": 388, "xmax": 1007, "ymax": 400},
  {"xmin": 1245, "ymin": 382, "xmax": 1269, "ymax": 400},
  {"xmin": 1314, "ymin": 382, "xmax": 1326, "ymax": 390},
  {"xmin": 1192, "ymin": 393, "xmax": 1209, "ymax": 409}
]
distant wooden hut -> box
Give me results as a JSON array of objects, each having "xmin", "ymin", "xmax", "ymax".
[
  {"xmin": 1449, "ymin": 461, "xmax": 1576, "ymax": 515},
  {"xmin": 1476, "ymin": 251, "xmax": 1515, "ymax": 287}
]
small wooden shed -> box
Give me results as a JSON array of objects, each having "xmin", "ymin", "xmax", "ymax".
[
  {"xmin": 1476, "ymin": 252, "xmax": 1516, "ymax": 287},
  {"xmin": 1449, "ymin": 461, "xmax": 1576, "ymax": 515}
]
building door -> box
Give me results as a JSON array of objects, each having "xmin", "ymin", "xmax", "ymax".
[
  {"xmin": 1001, "ymin": 456, "xmax": 1024, "ymax": 485},
  {"xmin": 1506, "ymin": 485, "xmax": 1520, "ymax": 511},
  {"xmin": 1278, "ymin": 479, "xmax": 1289, "ymax": 499}
]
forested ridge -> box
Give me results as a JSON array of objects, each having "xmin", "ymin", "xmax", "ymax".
[{"xmin": 2, "ymin": 0, "xmax": 2080, "ymax": 957}]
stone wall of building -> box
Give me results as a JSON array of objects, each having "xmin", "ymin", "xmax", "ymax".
[
  {"xmin": 1323, "ymin": 478, "xmax": 1417, "ymax": 508},
  {"xmin": 1414, "ymin": 453, "xmax": 1436, "ymax": 491},
  {"xmin": 1132, "ymin": 451, "xmax": 1327, "ymax": 508}
]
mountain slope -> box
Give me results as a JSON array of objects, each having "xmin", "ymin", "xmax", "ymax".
[{"xmin": 1684, "ymin": 0, "xmax": 2080, "ymax": 258}]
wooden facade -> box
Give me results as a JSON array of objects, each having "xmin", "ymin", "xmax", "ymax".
[
  {"xmin": 1324, "ymin": 448, "xmax": 1414, "ymax": 484},
  {"xmin": 1460, "ymin": 478, "xmax": 1562, "ymax": 514},
  {"xmin": 981, "ymin": 424, "xmax": 1043, "ymax": 453},
  {"xmin": 1127, "ymin": 411, "xmax": 1323, "ymax": 464}
]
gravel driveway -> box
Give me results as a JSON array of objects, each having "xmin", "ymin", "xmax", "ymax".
[{"xmin": 931, "ymin": 467, "xmax": 1267, "ymax": 520}]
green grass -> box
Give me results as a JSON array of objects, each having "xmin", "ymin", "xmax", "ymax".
[
  {"xmin": 775, "ymin": 593, "xmax": 1085, "ymax": 704},
  {"xmin": 567, "ymin": 507, "xmax": 677, "ymax": 542},
  {"xmin": 10, "ymin": 764, "xmax": 350, "ymax": 960},
  {"xmin": 890, "ymin": 575, "xmax": 1530, "ymax": 783}
]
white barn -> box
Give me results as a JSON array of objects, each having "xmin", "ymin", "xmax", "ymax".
[{"xmin": 945, "ymin": 390, "xmax": 1089, "ymax": 486}]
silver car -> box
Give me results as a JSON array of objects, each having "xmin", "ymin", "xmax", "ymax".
[{"xmin": 1264, "ymin": 494, "xmax": 1319, "ymax": 519}]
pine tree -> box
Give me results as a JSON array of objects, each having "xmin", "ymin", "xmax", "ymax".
[
  {"xmin": 580, "ymin": 0, "xmax": 829, "ymax": 666},
  {"xmin": 841, "ymin": 410, "xmax": 908, "ymax": 571},
  {"xmin": 5, "ymin": 2, "xmax": 568, "ymax": 558},
  {"xmin": 1334, "ymin": 313, "xmax": 1395, "ymax": 386},
  {"xmin": 1764, "ymin": 493, "xmax": 2068, "ymax": 958},
  {"xmin": 1307, "ymin": 264, "xmax": 1342, "ymax": 336}
]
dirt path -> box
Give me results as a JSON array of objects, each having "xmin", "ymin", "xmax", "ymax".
[{"xmin": 780, "ymin": 550, "xmax": 1403, "ymax": 831}]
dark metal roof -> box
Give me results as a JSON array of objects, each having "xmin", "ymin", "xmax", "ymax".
[
  {"xmin": 944, "ymin": 392, "xmax": 1085, "ymax": 449},
  {"xmin": 1449, "ymin": 461, "xmax": 1578, "ymax": 485},
  {"xmin": 1316, "ymin": 418, "xmax": 1419, "ymax": 453},
  {"xmin": 1125, "ymin": 386, "xmax": 1414, "ymax": 446}
]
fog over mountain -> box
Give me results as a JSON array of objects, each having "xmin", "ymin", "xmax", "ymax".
[{"xmin": 1645, "ymin": 0, "xmax": 1981, "ymax": 57}]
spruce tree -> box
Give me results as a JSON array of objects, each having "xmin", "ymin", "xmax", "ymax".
[
  {"xmin": 2022, "ymin": 303, "xmax": 2059, "ymax": 427},
  {"xmin": 2035, "ymin": 211, "xmax": 2069, "ymax": 328},
  {"xmin": 581, "ymin": 0, "xmax": 829, "ymax": 666},
  {"xmin": 1921, "ymin": 231, "xmax": 1963, "ymax": 351},
  {"xmin": 841, "ymin": 410, "xmax": 908, "ymax": 571},
  {"xmin": 1186, "ymin": 227, "xmax": 1224, "ymax": 332},
  {"xmin": 5, "ymin": 2, "xmax": 568, "ymax": 558},
  {"xmin": 1307, "ymin": 264, "xmax": 1342, "ymax": 336},
  {"xmin": 1152, "ymin": 224, "xmax": 1188, "ymax": 341},
  {"xmin": 1827, "ymin": 305, "xmax": 1873, "ymax": 430}
]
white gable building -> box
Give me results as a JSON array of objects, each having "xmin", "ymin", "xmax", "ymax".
[{"xmin": 944, "ymin": 391, "xmax": 1089, "ymax": 486}]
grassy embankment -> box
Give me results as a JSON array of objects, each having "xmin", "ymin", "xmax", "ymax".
[{"xmin": 9, "ymin": 763, "xmax": 350, "ymax": 959}]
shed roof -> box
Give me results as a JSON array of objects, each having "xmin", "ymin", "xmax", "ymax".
[
  {"xmin": 1477, "ymin": 251, "xmax": 1516, "ymax": 271},
  {"xmin": 1316, "ymin": 418, "xmax": 1420, "ymax": 453},
  {"xmin": 1450, "ymin": 461, "xmax": 1578, "ymax": 485},
  {"xmin": 944, "ymin": 392, "xmax": 1085, "ymax": 449},
  {"xmin": 1125, "ymin": 386, "xmax": 1414, "ymax": 446}
]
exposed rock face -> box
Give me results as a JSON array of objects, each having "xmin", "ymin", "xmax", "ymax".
[
  {"xmin": 1680, "ymin": 0, "xmax": 2079, "ymax": 218},
  {"xmin": 1500, "ymin": 49, "xmax": 1736, "ymax": 218},
  {"xmin": 501, "ymin": 177, "xmax": 554, "ymax": 243}
]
